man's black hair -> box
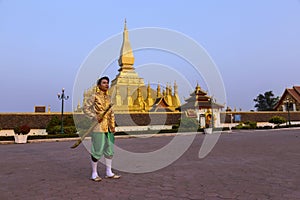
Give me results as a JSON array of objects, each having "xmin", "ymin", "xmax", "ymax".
[{"xmin": 97, "ymin": 76, "xmax": 109, "ymax": 85}]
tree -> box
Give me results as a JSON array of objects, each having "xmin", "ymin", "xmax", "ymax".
[{"xmin": 253, "ymin": 91, "xmax": 279, "ymax": 111}]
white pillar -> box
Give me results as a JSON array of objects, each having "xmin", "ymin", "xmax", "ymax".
[
  {"xmin": 293, "ymin": 103, "xmax": 296, "ymax": 111},
  {"xmin": 214, "ymin": 109, "xmax": 221, "ymax": 127},
  {"xmin": 282, "ymin": 105, "xmax": 286, "ymax": 112}
]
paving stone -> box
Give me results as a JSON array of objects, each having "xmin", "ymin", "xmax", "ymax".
[{"xmin": 0, "ymin": 129, "xmax": 299, "ymax": 199}]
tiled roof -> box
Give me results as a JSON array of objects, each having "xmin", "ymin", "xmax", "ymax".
[
  {"xmin": 274, "ymin": 86, "xmax": 300, "ymax": 110},
  {"xmin": 293, "ymin": 86, "xmax": 300, "ymax": 95},
  {"xmin": 288, "ymin": 88, "xmax": 300, "ymax": 103}
]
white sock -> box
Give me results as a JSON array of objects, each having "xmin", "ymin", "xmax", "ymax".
[
  {"xmin": 105, "ymin": 158, "xmax": 114, "ymax": 177},
  {"xmin": 91, "ymin": 160, "xmax": 99, "ymax": 179}
]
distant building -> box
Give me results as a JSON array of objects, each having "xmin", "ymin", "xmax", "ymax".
[
  {"xmin": 181, "ymin": 83, "xmax": 224, "ymax": 128},
  {"xmin": 34, "ymin": 106, "xmax": 46, "ymax": 113},
  {"xmin": 274, "ymin": 86, "xmax": 300, "ymax": 111}
]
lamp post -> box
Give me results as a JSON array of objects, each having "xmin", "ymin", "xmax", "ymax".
[
  {"xmin": 229, "ymin": 113, "xmax": 233, "ymax": 131},
  {"xmin": 57, "ymin": 88, "xmax": 69, "ymax": 133},
  {"xmin": 283, "ymin": 98, "xmax": 292, "ymax": 127}
]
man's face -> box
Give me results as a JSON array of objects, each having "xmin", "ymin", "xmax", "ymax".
[{"xmin": 98, "ymin": 79, "xmax": 109, "ymax": 92}]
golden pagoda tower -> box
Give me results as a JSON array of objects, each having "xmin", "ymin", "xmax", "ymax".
[
  {"xmin": 110, "ymin": 19, "xmax": 144, "ymax": 89},
  {"xmin": 82, "ymin": 20, "xmax": 181, "ymax": 113},
  {"xmin": 109, "ymin": 20, "xmax": 154, "ymax": 112}
]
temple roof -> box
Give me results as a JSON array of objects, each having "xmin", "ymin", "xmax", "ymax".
[
  {"xmin": 181, "ymin": 83, "xmax": 224, "ymax": 110},
  {"xmin": 274, "ymin": 86, "xmax": 300, "ymax": 110},
  {"xmin": 150, "ymin": 97, "xmax": 173, "ymax": 112}
]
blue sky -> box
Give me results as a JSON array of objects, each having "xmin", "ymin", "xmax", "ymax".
[{"xmin": 0, "ymin": 0, "xmax": 299, "ymax": 112}]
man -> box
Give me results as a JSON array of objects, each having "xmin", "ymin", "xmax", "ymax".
[{"xmin": 83, "ymin": 76, "xmax": 121, "ymax": 182}]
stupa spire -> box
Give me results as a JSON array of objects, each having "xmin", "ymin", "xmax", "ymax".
[
  {"xmin": 157, "ymin": 83, "xmax": 161, "ymax": 98},
  {"xmin": 118, "ymin": 19, "xmax": 134, "ymax": 70}
]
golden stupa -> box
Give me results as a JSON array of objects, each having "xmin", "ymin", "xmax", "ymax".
[{"xmin": 82, "ymin": 20, "xmax": 180, "ymax": 113}]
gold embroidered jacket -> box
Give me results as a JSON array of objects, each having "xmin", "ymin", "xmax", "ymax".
[{"xmin": 83, "ymin": 90, "xmax": 115, "ymax": 133}]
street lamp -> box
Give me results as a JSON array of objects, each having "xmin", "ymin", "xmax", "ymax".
[
  {"xmin": 57, "ymin": 88, "xmax": 69, "ymax": 133},
  {"xmin": 283, "ymin": 97, "xmax": 292, "ymax": 127},
  {"xmin": 228, "ymin": 113, "xmax": 233, "ymax": 131}
]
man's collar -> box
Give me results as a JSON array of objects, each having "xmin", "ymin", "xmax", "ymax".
[{"xmin": 98, "ymin": 89, "xmax": 108, "ymax": 95}]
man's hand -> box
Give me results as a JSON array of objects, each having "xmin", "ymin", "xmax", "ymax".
[
  {"xmin": 96, "ymin": 115, "xmax": 103, "ymax": 123},
  {"xmin": 110, "ymin": 128, "xmax": 116, "ymax": 134}
]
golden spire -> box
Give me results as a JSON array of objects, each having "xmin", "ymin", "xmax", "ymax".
[
  {"xmin": 195, "ymin": 82, "xmax": 202, "ymax": 95},
  {"xmin": 118, "ymin": 19, "xmax": 135, "ymax": 70},
  {"xmin": 147, "ymin": 82, "xmax": 151, "ymax": 95},
  {"xmin": 77, "ymin": 100, "xmax": 81, "ymax": 110},
  {"xmin": 145, "ymin": 82, "xmax": 154, "ymax": 107},
  {"xmin": 165, "ymin": 83, "xmax": 173, "ymax": 106},
  {"xmin": 137, "ymin": 85, "xmax": 142, "ymax": 97},
  {"xmin": 166, "ymin": 83, "xmax": 169, "ymax": 95},
  {"xmin": 157, "ymin": 83, "xmax": 161, "ymax": 98},
  {"xmin": 174, "ymin": 81, "xmax": 178, "ymax": 95},
  {"xmin": 172, "ymin": 81, "xmax": 181, "ymax": 108},
  {"xmin": 163, "ymin": 89, "xmax": 166, "ymax": 97}
]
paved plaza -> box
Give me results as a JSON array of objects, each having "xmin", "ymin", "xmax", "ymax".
[{"xmin": 0, "ymin": 129, "xmax": 299, "ymax": 200}]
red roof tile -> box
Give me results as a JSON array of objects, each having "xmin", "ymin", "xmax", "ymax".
[
  {"xmin": 293, "ymin": 86, "xmax": 300, "ymax": 96},
  {"xmin": 288, "ymin": 88, "xmax": 300, "ymax": 103},
  {"xmin": 274, "ymin": 86, "xmax": 300, "ymax": 110}
]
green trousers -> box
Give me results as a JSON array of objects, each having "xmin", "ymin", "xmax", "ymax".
[{"xmin": 91, "ymin": 132, "xmax": 115, "ymax": 160}]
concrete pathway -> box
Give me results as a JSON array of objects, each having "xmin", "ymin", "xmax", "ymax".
[{"xmin": 0, "ymin": 129, "xmax": 299, "ymax": 200}]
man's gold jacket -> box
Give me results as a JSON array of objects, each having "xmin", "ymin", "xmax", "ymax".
[{"xmin": 83, "ymin": 90, "xmax": 115, "ymax": 133}]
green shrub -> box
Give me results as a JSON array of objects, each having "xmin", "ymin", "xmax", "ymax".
[
  {"xmin": 234, "ymin": 122, "xmax": 244, "ymax": 129},
  {"xmin": 234, "ymin": 121, "xmax": 257, "ymax": 129},
  {"xmin": 13, "ymin": 126, "xmax": 21, "ymax": 134},
  {"xmin": 63, "ymin": 126, "xmax": 77, "ymax": 134},
  {"xmin": 47, "ymin": 125, "xmax": 61, "ymax": 135},
  {"xmin": 46, "ymin": 116, "xmax": 60, "ymax": 133},
  {"xmin": 46, "ymin": 116, "xmax": 77, "ymax": 134},
  {"xmin": 269, "ymin": 116, "xmax": 286, "ymax": 127},
  {"xmin": 28, "ymin": 133, "xmax": 79, "ymax": 140},
  {"xmin": 63, "ymin": 115, "xmax": 75, "ymax": 126},
  {"xmin": 244, "ymin": 121, "xmax": 257, "ymax": 129},
  {"xmin": 46, "ymin": 125, "xmax": 77, "ymax": 134},
  {"xmin": 178, "ymin": 117, "xmax": 198, "ymax": 129}
]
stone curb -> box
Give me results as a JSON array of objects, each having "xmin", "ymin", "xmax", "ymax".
[
  {"xmin": 0, "ymin": 132, "xmax": 202, "ymax": 145},
  {"xmin": 1, "ymin": 127, "xmax": 299, "ymax": 145}
]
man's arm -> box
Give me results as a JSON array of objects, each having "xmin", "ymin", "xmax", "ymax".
[
  {"xmin": 109, "ymin": 109, "xmax": 116, "ymax": 133},
  {"xmin": 83, "ymin": 94, "xmax": 96, "ymax": 120}
]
